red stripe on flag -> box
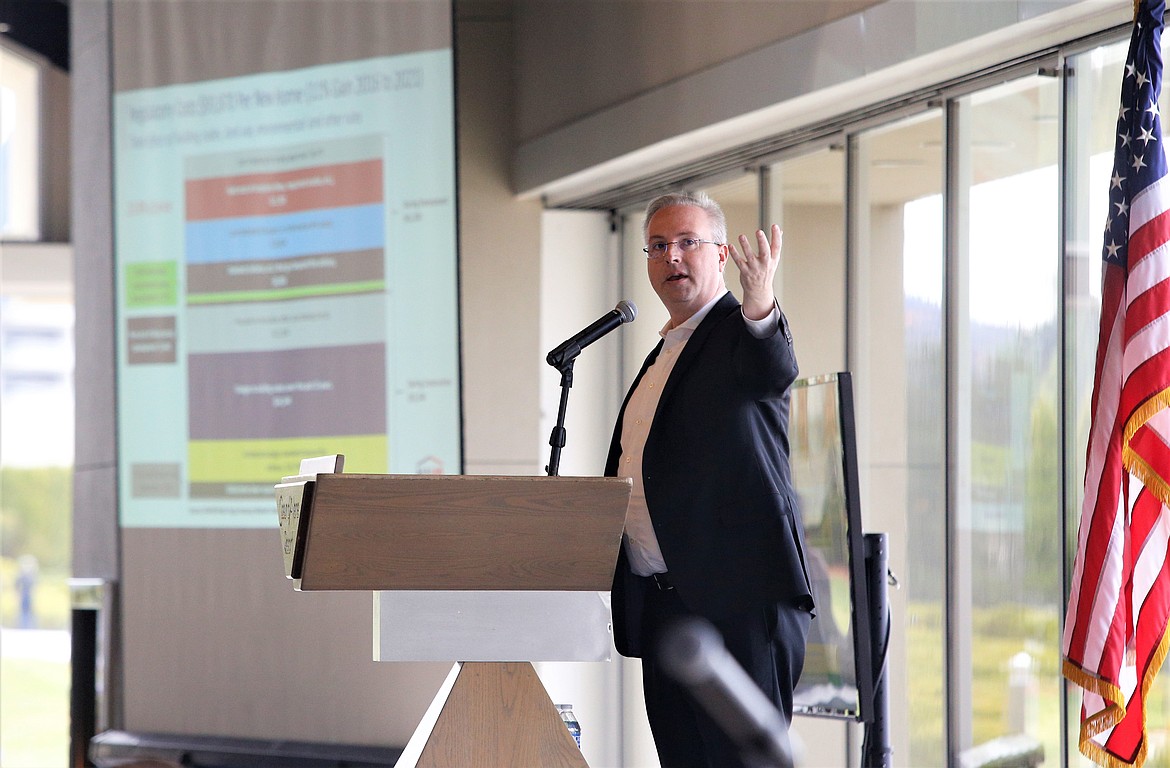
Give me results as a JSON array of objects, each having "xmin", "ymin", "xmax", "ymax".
[
  {"xmin": 1125, "ymin": 275, "xmax": 1170, "ymax": 338},
  {"xmin": 1118, "ymin": 348, "xmax": 1170, "ymax": 426},
  {"xmin": 1126, "ymin": 204, "xmax": 1170, "ymax": 265},
  {"xmin": 1066, "ymin": 464, "xmax": 1125, "ymax": 665}
]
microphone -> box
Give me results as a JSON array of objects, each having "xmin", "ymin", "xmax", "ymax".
[{"xmin": 546, "ymin": 300, "xmax": 637, "ymax": 370}]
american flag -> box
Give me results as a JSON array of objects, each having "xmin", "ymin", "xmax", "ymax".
[{"xmin": 1063, "ymin": 1, "xmax": 1170, "ymax": 766}]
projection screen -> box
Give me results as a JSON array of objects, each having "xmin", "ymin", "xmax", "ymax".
[{"xmin": 110, "ymin": 0, "xmax": 460, "ymax": 749}]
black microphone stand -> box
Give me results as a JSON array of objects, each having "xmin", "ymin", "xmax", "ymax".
[{"xmin": 545, "ymin": 360, "xmax": 574, "ymax": 476}]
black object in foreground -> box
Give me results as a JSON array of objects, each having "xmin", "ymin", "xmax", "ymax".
[{"xmin": 658, "ymin": 617, "xmax": 795, "ymax": 768}]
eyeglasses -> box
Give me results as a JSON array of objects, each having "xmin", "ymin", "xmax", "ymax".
[{"xmin": 643, "ymin": 238, "xmax": 722, "ymax": 259}]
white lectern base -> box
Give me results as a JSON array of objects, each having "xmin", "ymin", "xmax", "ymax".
[{"xmin": 373, "ymin": 590, "xmax": 613, "ymax": 662}]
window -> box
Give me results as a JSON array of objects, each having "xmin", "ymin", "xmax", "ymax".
[
  {"xmin": 0, "ymin": 41, "xmax": 41, "ymax": 241},
  {"xmin": 852, "ymin": 108, "xmax": 946, "ymax": 765},
  {"xmin": 952, "ymin": 73, "xmax": 1063, "ymax": 759}
]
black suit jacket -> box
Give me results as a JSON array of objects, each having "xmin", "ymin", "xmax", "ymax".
[{"xmin": 607, "ymin": 292, "xmax": 815, "ymax": 657}]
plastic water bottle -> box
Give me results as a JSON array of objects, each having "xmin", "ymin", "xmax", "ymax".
[{"xmin": 556, "ymin": 703, "xmax": 581, "ymax": 748}]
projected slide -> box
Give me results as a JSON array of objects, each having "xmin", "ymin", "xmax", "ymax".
[{"xmin": 114, "ymin": 54, "xmax": 460, "ymax": 527}]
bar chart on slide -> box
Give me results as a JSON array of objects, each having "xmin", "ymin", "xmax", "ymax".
[{"xmin": 183, "ymin": 137, "xmax": 390, "ymax": 502}]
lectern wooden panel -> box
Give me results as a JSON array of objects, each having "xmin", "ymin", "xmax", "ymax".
[{"xmin": 280, "ymin": 473, "xmax": 630, "ymax": 592}]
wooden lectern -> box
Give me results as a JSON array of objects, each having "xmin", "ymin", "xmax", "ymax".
[{"xmin": 275, "ymin": 457, "xmax": 631, "ymax": 767}]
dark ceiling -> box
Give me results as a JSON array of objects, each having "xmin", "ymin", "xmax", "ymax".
[{"xmin": 0, "ymin": 0, "xmax": 69, "ymax": 70}]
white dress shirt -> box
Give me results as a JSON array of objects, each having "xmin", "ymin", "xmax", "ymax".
[{"xmin": 619, "ymin": 290, "xmax": 781, "ymax": 576}]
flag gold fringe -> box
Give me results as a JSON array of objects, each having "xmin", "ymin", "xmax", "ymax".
[
  {"xmin": 1127, "ymin": 448, "xmax": 1170, "ymax": 505},
  {"xmin": 1122, "ymin": 390, "xmax": 1170, "ymax": 505},
  {"xmin": 1064, "ymin": 654, "xmax": 1137, "ymax": 768},
  {"xmin": 1063, "ymin": 623, "xmax": 1170, "ymax": 768}
]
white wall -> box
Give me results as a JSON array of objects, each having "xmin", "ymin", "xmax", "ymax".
[
  {"xmin": 537, "ymin": 209, "xmax": 621, "ymax": 476},
  {"xmin": 457, "ymin": 9, "xmax": 546, "ymax": 477},
  {"xmin": 783, "ymin": 202, "xmax": 848, "ymax": 378}
]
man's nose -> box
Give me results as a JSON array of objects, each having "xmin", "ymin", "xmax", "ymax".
[{"xmin": 663, "ymin": 242, "xmax": 684, "ymax": 261}]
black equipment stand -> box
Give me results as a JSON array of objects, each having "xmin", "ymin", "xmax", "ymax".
[{"xmin": 862, "ymin": 532, "xmax": 892, "ymax": 768}]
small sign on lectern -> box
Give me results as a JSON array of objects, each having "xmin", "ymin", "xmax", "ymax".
[
  {"xmin": 275, "ymin": 477, "xmax": 313, "ymax": 584},
  {"xmin": 274, "ymin": 454, "xmax": 344, "ymax": 587}
]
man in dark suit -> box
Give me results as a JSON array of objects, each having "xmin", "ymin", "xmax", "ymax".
[{"xmin": 607, "ymin": 191, "xmax": 814, "ymax": 767}]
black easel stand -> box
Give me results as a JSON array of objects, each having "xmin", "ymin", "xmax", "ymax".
[
  {"xmin": 545, "ymin": 361, "xmax": 574, "ymax": 477},
  {"xmin": 862, "ymin": 532, "xmax": 892, "ymax": 768}
]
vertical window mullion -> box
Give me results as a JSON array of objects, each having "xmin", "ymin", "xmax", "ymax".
[{"xmin": 944, "ymin": 94, "xmax": 974, "ymax": 765}]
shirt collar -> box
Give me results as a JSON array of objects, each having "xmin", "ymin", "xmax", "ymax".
[{"xmin": 659, "ymin": 290, "xmax": 729, "ymax": 341}]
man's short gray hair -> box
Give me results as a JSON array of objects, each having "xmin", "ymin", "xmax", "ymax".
[{"xmin": 642, "ymin": 191, "xmax": 728, "ymax": 246}]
